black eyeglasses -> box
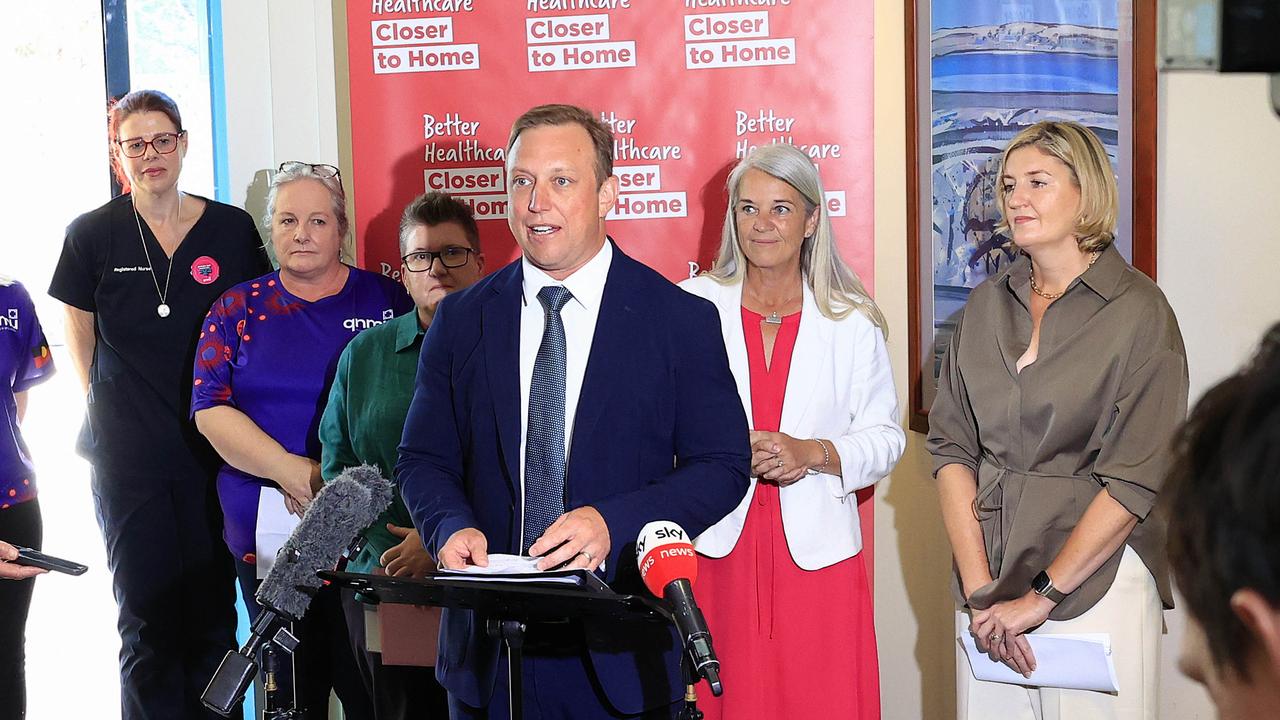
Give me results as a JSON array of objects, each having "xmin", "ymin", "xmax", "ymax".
[
  {"xmin": 277, "ymin": 161, "xmax": 341, "ymax": 179},
  {"xmin": 402, "ymin": 247, "xmax": 475, "ymax": 272},
  {"xmin": 117, "ymin": 131, "xmax": 186, "ymax": 158}
]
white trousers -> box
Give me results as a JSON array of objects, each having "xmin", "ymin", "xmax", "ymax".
[{"xmin": 956, "ymin": 546, "xmax": 1162, "ymax": 720}]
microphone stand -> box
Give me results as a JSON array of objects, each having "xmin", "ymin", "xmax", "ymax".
[
  {"xmin": 679, "ymin": 652, "xmax": 705, "ymax": 720},
  {"xmin": 259, "ymin": 538, "xmax": 362, "ymax": 718},
  {"xmin": 201, "ymin": 609, "xmax": 304, "ymax": 718},
  {"xmin": 262, "ymin": 640, "xmax": 304, "ymax": 720}
]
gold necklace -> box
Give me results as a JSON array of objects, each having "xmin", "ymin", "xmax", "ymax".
[{"xmin": 1030, "ymin": 251, "xmax": 1099, "ymax": 301}]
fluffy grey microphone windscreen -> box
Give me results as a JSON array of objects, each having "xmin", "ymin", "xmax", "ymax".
[
  {"xmin": 255, "ymin": 464, "xmax": 395, "ymax": 619},
  {"xmin": 343, "ymin": 463, "xmax": 395, "ymax": 514}
]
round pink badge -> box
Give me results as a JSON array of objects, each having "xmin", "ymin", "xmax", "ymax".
[{"xmin": 191, "ymin": 256, "xmax": 221, "ymax": 285}]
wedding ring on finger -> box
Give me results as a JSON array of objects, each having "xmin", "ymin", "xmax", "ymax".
[
  {"xmin": 579, "ymin": 550, "xmax": 594, "ymax": 563},
  {"xmin": 776, "ymin": 458, "xmax": 784, "ymax": 469},
  {"xmin": 989, "ymin": 633, "xmax": 1003, "ymax": 644}
]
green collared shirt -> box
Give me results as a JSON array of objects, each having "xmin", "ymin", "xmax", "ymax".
[{"xmin": 319, "ymin": 311, "xmax": 424, "ymax": 574}]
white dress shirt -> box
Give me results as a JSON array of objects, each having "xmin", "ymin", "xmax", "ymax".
[{"xmin": 518, "ymin": 239, "xmax": 613, "ymax": 546}]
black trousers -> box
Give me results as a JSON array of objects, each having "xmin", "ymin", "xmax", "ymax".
[
  {"xmin": 234, "ymin": 559, "xmax": 374, "ymax": 720},
  {"xmin": 0, "ymin": 498, "xmax": 40, "ymax": 720},
  {"xmin": 91, "ymin": 469, "xmax": 238, "ymax": 720},
  {"xmin": 339, "ymin": 588, "xmax": 449, "ymax": 719}
]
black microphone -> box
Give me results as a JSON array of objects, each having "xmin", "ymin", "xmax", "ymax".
[
  {"xmin": 201, "ymin": 465, "xmax": 394, "ymax": 716},
  {"xmin": 635, "ymin": 520, "xmax": 722, "ymax": 696}
]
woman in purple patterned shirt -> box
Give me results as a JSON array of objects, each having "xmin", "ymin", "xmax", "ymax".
[{"xmin": 192, "ymin": 162, "xmax": 410, "ymax": 719}]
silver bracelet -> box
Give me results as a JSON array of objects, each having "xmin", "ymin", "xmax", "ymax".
[{"xmin": 806, "ymin": 438, "xmax": 831, "ymax": 476}]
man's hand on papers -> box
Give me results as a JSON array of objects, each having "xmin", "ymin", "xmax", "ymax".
[
  {"xmin": 381, "ymin": 524, "xmax": 435, "ymax": 578},
  {"xmin": 438, "ymin": 527, "xmax": 489, "ymax": 570},
  {"xmin": 529, "ymin": 506, "xmax": 610, "ymax": 572}
]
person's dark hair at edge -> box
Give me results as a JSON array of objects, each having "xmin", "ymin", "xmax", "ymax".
[
  {"xmin": 1164, "ymin": 322, "xmax": 1280, "ymax": 679},
  {"xmin": 506, "ymin": 104, "xmax": 614, "ymax": 186},
  {"xmin": 107, "ymin": 89, "xmax": 184, "ymax": 190},
  {"xmin": 399, "ymin": 191, "xmax": 481, "ymax": 252}
]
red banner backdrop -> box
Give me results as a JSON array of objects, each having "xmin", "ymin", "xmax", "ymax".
[{"xmin": 345, "ymin": 0, "xmax": 877, "ymax": 570}]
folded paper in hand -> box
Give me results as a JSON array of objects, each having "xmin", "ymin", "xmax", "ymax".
[
  {"xmin": 960, "ymin": 632, "xmax": 1119, "ymax": 692},
  {"xmin": 255, "ymin": 488, "xmax": 301, "ymax": 580}
]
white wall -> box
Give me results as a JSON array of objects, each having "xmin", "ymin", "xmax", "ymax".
[
  {"xmin": 221, "ymin": 0, "xmax": 342, "ymax": 253},
  {"xmin": 1159, "ymin": 72, "xmax": 1280, "ymax": 400},
  {"xmin": 222, "ymin": 3, "xmax": 1279, "ymax": 718}
]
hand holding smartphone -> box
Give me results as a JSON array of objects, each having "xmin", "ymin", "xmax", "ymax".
[{"xmin": 10, "ymin": 547, "xmax": 89, "ymax": 576}]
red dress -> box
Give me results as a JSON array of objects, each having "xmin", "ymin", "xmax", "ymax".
[{"xmin": 695, "ymin": 307, "xmax": 880, "ymax": 719}]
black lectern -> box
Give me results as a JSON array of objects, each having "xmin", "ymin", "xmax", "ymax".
[{"xmin": 321, "ymin": 569, "xmax": 672, "ymax": 720}]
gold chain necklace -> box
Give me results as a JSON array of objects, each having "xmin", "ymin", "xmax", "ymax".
[{"xmin": 1030, "ymin": 251, "xmax": 1099, "ymax": 301}]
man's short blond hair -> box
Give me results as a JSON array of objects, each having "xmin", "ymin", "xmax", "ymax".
[{"xmin": 506, "ymin": 104, "xmax": 614, "ymax": 187}]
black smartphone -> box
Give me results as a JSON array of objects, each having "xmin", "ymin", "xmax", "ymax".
[{"xmin": 12, "ymin": 547, "xmax": 88, "ymax": 576}]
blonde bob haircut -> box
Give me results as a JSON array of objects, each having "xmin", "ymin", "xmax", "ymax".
[
  {"xmin": 997, "ymin": 120, "xmax": 1118, "ymax": 252},
  {"xmin": 706, "ymin": 143, "xmax": 887, "ymax": 335}
]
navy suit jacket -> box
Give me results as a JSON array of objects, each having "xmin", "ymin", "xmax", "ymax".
[{"xmin": 397, "ymin": 243, "xmax": 750, "ymax": 714}]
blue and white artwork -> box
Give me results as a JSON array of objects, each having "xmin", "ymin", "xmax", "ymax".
[{"xmin": 929, "ymin": 0, "xmax": 1127, "ymax": 371}]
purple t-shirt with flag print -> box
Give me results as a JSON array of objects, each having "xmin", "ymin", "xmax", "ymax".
[{"xmin": 191, "ymin": 267, "xmax": 411, "ymax": 561}]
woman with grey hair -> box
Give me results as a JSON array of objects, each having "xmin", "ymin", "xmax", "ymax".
[
  {"xmin": 680, "ymin": 143, "xmax": 904, "ymax": 718},
  {"xmin": 193, "ymin": 161, "xmax": 410, "ymax": 718}
]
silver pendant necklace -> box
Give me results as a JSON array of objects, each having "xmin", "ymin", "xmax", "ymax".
[
  {"xmin": 134, "ymin": 192, "xmax": 180, "ymax": 318},
  {"xmin": 749, "ymin": 288, "xmax": 800, "ymax": 325}
]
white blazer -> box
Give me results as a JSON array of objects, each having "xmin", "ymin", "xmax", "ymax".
[{"xmin": 679, "ymin": 275, "xmax": 905, "ymax": 570}]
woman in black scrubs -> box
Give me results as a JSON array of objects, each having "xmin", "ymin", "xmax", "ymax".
[{"xmin": 48, "ymin": 90, "xmax": 269, "ymax": 720}]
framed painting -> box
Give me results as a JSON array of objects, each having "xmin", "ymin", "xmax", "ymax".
[{"xmin": 906, "ymin": 0, "xmax": 1158, "ymax": 433}]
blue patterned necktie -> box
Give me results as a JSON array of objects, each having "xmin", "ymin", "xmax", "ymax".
[{"xmin": 523, "ymin": 285, "xmax": 573, "ymax": 553}]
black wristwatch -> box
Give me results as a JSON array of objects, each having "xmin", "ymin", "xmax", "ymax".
[{"xmin": 1032, "ymin": 571, "xmax": 1067, "ymax": 603}]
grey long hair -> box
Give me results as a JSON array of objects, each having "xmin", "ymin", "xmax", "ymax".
[{"xmin": 706, "ymin": 144, "xmax": 887, "ymax": 334}]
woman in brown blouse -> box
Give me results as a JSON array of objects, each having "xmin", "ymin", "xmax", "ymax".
[{"xmin": 928, "ymin": 121, "xmax": 1188, "ymax": 719}]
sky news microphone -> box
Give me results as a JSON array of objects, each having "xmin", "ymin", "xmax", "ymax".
[
  {"xmin": 201, "ymin": 464, "xmax": 394, "ymax": 716},
  {"xmin": 636, "ymin": 520, "xmax": 723, "ymax": 696}
]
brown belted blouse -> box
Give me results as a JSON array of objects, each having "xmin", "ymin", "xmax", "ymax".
[{"xmin": 927, "ymin": 245, "xmax": 1188, "ymax": 620}]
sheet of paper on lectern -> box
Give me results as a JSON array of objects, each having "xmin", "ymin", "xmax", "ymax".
[{"xmin": 437, "ymin": 554, "xmax": 578, "ymax": 584}]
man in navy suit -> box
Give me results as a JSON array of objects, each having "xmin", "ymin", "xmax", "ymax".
[{"xmin": 397, "ymin": 104, "xmax": 750, "ymax": 718}]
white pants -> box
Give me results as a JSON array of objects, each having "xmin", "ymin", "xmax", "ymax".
[{"xmin": 956, "ymin": 546, "xmax": 1162, "ymax": 720}]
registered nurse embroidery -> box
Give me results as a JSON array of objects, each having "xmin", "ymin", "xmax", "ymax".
[{"xmin": 191, "ymin": 255, "xmax": 221, "ymax": 285}]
